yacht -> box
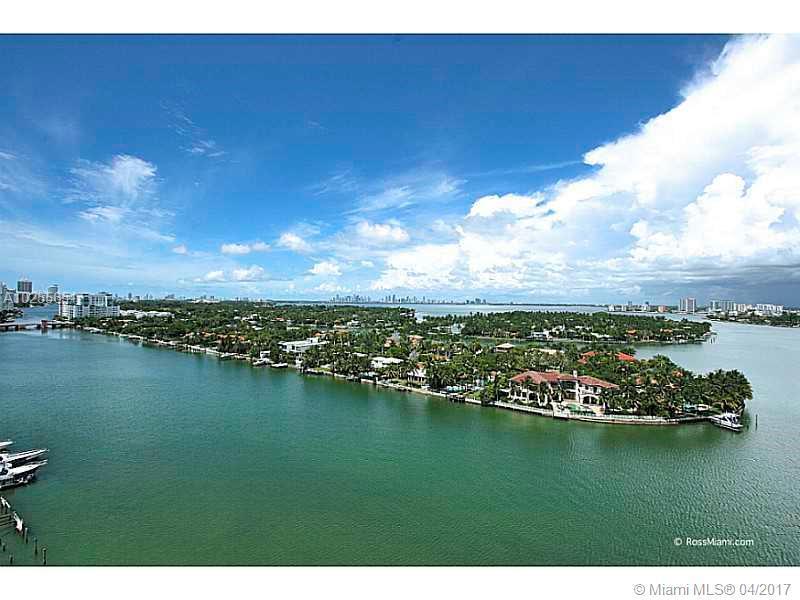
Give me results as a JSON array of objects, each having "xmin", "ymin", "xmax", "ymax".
[
  {"xmin": 709, "ymin": 412, "xmax": 743, "ymax": 432},
  {"xmin": 0, "ymin": 448, "xmax": 48, "ymax": 465},
  {"xmin": 0, "ymin": 460, "xmax": 47, "ymax": 490},
  {"xmin": 0, "ymin": 440, "xmax": 13, "ymax": 451}
]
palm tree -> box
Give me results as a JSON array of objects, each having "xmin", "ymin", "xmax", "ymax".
[{"xmin": 537, "ymin": 381, "xmax": 551, "ymax": 407}]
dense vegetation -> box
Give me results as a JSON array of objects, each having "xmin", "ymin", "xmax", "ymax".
[
  {"xmin": 708, "ymin": 312, "xmax": 800, "ymax": 328},
  {"xmin": 76, "ymin": 301, "xmax": 749, "ymax": 417},
  {"xmin": 576, "ymin": 352, "xmax": 751, "ymax": 416},
  {"xmin": 439, "ymin": 310, "xmax": 711, "ymax": 342}
]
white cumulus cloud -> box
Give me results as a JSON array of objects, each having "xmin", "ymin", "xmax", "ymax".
[
  {"xmin": 220, "ymin": 241, "xmax": 270, "ymax": 255},
  {"xmin": 467, "ymin": 193, "xmax": 545, "ymax": 218},
  {"xmin": 354, "ymin": 221, "xmax": 410, "ymax": 244},
  {"xmin": 371, "ymin": 35, "xmax": 800, "ymax": 299},
  {"xmin": 231, "ymin": 265, "xmax": 267, "ymax": 282},
  {"xmin": 197, "ymin": 270, "xmax": 226, "ymax": 283},
  {"xmin": 277, "ymin": 232, "xmax": 312, "ymax": 253},
  {"xmin": 309, "ymin": 260, "xmax": 342, "ymax": 276},
  {"xmin": 195, "ymin": 265, "xmax": 268, "ymax": 283}
]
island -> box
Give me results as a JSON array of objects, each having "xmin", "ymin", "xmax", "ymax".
[
  {"xmin": 707, "ymin": 311, "xmax": 800, "ymax": 328},
  {"xmin": 69, "ymin": 301, "xmax": 751, "ymax": 425}
]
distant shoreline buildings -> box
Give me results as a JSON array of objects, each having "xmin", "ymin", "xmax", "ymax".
[
  {"xmin": 605, "ymin": 295, "xmax": 790, "ymax": 318},
  {"xmin": 58, "ymin": 293, "xmax": 120, "ymax": 319},
  {"xmin": 330, "ymin": 293, "xmax": 490, "ymax": 305},
  {"xmin": 707, "ymin": 300, "xmax": 783, "ymax": 317},
  {"xmin": 678, "ymin": 297, "xmax": 697, "ymax": 314},
  {"xmin": 0, "ymin": 275, "xmax": 795, "ymax": 317}
]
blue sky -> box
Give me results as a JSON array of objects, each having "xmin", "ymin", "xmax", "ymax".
[{"xmin": 2, "ymin": 34, "xmax": 800, "ymax": 304}]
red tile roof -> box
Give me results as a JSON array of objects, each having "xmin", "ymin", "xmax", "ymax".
[
  {"xmin": 511, "ymin": 370, "xmax": 618, "ymax": 389},
  {"xmin": 511, "ymin": 371, "xmax": 567, "ymax": 384},
  {"xmin": 576, "ymin": 375, "xmax": 619, "ymax": 389},
  {"xmin": 579, "ymin": 350, "xmax": 637, "ymax": 364}
]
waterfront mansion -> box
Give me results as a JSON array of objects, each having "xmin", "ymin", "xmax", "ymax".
[{"xmin": 507, "ymin": 370, "xmax": 618, "ymax": 415}]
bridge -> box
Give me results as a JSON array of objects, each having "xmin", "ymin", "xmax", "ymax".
[{"xmin": 0, "ymin": 320, "xmax": 74, "ymax": 333}]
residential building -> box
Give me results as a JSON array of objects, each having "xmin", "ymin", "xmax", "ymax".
[
  {"xmin": 16, "ymin": 278, "xmax": 32, "ymax": 294},
  {"xmin": 0, "ymin": 282, "xmax": 14, "ymax": 310},
  {"xmin": 678, "ymin": 297, "xmax": 696, "ymax": 313},
  {"xmin": 58, "ymin": 293, "xmax": 120, "ymax": 319},
  {"xmin": 45, "ymin": 284, "xmax": 60, "ymax": 303},
  {"xmin": 407, "ymin": 365, "xmax": 427, "ymax": 386},
  {"xmin": 119, "ymin": 310, "xmax": 173, "ymax": 319},
  {"xmin": 370, "ymin": 356, "xmax": 404, "ymax": 370},
  {"xmin": 508, "ymin": 370, "xmax": 618, "ymax": 414},
  {"xmin": 709, "ymin": 299, "xmax": 737, "ymax": 313},
  {"xmin": 279, "ymin": 337, "xmax": 328, "ymax": 354},
  {"xmin": 578, "ymin": 350, "xmax": 637, "ymax": 364},
  {"xmin": 755, "ymin": 303, "xmax": 783, "ymax": 316}
]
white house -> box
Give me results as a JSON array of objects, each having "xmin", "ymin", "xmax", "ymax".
[
  {"xmin": 279, "ymin": 338, "xmax": 328, "ymax": 354},
  {"xmin": 371, "ymin": 356, "xmax": 404, "ymax": 370},
  {"xmin": 407, "ymin": 365, "xmax": 427, "ymax": 386},
  {"xmin": 119, "ymin": 310, "xmax": 173, "ymax": 319}
]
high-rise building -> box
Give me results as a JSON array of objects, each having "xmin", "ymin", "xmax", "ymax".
[
  {"xmin": 58, "ymin": 293, "xmax": 120, "ymax": 320},
  {"xmin": 0, "ymin": 282, "xmax": 14, "ymax": 310},
  {"xmin": 710, "ymin": 299, "xmax": 736, "ymax": 313},
  {"xmin": 755, "ymin": 303, "xmax": 783, "ymax": 316},
  {"xmin": 17, "ymin": 278, "xmax": 32, "ymax": 293},
  {"xmin": 47, "ymin": 284, "xmax": 59, "ymax": 295},
  {"xmin": 678, "ymin": 297, "xmax": 697, "ymax": 313}
]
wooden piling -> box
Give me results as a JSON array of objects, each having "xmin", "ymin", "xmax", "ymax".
[
  {"xmin": 42, "ymin": 547, "xmax": 47, "ymax": 566},
  {"xmin": 8, "ymin": 554, "xmax": 12, "ymax": 565},
  {"xmin": 34, "ymin": 537, "xmax": 38, "ymax": 555}
]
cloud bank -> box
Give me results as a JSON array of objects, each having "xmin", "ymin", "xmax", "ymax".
[{"xmin": 372, "ymin": 35, "xmax": 800, "ymax": 299}]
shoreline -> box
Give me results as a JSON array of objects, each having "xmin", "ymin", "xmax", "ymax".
[
  {"xmin": 73, "ymin": 325, "xmax": 717, "ymax": 428},
  {"xmin": 706, "ymin": 317, "xmax": 800, "ymax": 330}
]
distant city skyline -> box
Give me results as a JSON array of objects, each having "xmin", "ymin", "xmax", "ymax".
[
  {"xmin": 2, "ymin": 35, "xmax": 800, "ymax": 304},
  {"xmin": 2, "ymin": 274, "xmax": 793, "ymax": 309}
]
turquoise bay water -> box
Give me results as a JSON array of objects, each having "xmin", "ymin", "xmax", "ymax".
[{"xmin": 0, "ymin": 307, "xmax": 798, "ymax": 565}]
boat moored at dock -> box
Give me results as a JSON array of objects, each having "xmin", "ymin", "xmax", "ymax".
[
  {"xmin": 0, "ymin": 459, "xmax": 48, "ymax": 490},
  {"xmin": 709, "ymin": 412, "xmax": 743, "ymax": 432},
  {"xmin": 0, "ymin": 447, "xmax": 49, "ymax": 465}
]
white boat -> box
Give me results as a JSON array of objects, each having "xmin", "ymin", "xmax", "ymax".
[
  {"xmin": 6, "ymin": 460, "xmax": 47, "ymax": 476},
  {"xmin": 0, "ymin": 459, "xmax": 47, "ymax": 490},
  {"xmin": 709, "ymin": 412, "xmax": 743, "ymax": 432},
  {"xmin": 0, "ymin": 448, "xmax": 48, "ymax": 465},
  {"xmin": 271, "ymin": 362, "xmax": 289, "ymax": 369},
  {"xmin": 0, "ymin": 440, "xmax": 13, "ymax": 451}
]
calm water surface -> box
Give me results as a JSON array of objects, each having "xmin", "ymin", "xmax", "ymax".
[{"xmin": 0, "ymin": 306, "xmax": 798, "ymax": 565}]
